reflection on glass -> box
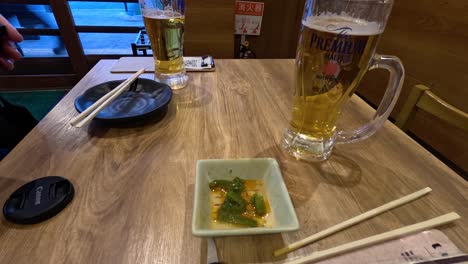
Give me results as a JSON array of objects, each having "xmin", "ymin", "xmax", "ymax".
[{"xmin": 69, "ymin": 2, "xmax": 143, "ymax": 27}]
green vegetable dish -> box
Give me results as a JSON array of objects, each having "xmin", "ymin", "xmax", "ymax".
[{"xmin": 209, "ymin": 177, "xmax": 271, "ymax": 228}]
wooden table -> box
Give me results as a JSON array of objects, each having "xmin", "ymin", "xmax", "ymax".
[{"xmin": 0, "ymin": 59, "xmax": 467, "ymax": 264}]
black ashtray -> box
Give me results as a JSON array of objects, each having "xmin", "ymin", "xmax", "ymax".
[{"xmin": 74, "ymin": 78, "xmax": 172, "ymax": 124}]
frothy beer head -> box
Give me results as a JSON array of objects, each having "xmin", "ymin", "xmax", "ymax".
[
  {"xmin": 142, "ymin": 9, "xmax": 183, "ymax": 19},
  {"xmin": 303, "ymin": 14, "xmax": 383, "ymax": 36}
]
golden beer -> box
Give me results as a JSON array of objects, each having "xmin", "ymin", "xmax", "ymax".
[
  {"xmin": 143, "ymin": 14, "xmax": 185, "ymax": 75},
  {"xmin": 291, "ymin": 16, "xmax": 381, "ymax": 140}
]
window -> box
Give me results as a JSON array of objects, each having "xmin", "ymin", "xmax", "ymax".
[
  {"xmin": 0, "ymin": 1, "xmax": 146, "ymax": 87},
  {"xmin": 70, "ymin": 1, "xmax": 144, "ymax": 55},
  {"xmin": 79, "ymin": 32, "xmax": 140, "ymax": 55},
  {"xmin": 0, "ymin": 4, "xmax": 66, "ymax": 57},
  {"xmin": 1, "ymin": 2, "xmax": 145, "ymax": 57},
  {"xmin": 69, "ymin": 2, "xmax": 143, "ymax": 27}
]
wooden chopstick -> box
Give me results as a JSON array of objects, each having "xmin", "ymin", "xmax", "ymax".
[
  {"xmin": 284, "ymin": 212, "xmax": 460, "ymax": 264},
  {"xmin": 70, "ymin": 68, "xmax": 145, "ymax": 127},
  {"xmin": 274, "ymin": 187, "xmax": 432, "ymax": 257}
]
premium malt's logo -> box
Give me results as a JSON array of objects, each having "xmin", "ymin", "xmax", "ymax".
[{"xmin": 310, "ymin": 25, "xmax": 367, "ymax": 65}]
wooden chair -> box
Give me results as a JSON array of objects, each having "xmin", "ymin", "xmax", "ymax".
[{"xmin": 395, "ymin": 85, "xmax": 468, "ymax": 132}]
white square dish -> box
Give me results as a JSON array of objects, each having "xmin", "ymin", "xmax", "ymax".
[{"xmin": 192, "ymin": 158, "xmax": 299, "ymax": 237}]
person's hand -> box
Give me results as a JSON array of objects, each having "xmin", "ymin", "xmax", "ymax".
[{"xmin": 0, "ymin": 14, "xmax": 23, "ymax": 71}]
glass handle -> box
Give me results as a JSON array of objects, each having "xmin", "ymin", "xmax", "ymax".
[{"xmin": 336, "ymin": 54, "xmax": 405, "ymax": 144}]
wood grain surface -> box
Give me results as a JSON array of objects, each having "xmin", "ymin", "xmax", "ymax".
[
  {"xmin": 0, "ymin": 59, "xmax": 467, "ymax": 264},
  {"xmin": 185, "ymin": 0, "xmax": 235, "ymax": 58}
]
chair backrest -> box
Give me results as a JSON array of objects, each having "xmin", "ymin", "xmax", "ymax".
[
  {"xmin": 184, "ymin": 0, "xmax": 234, "ymax": 58},
  {"xmin": 396, "ymin": 85, "xmax": 468, "ymax": 132}
]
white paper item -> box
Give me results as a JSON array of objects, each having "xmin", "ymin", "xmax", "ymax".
[{"xmin": 284, "ymin": 230, "xmax": 467, "ymax": 264}]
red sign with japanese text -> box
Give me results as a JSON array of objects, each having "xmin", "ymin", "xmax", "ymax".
[
  {"xmin": 235, "ymin": 1, "xmax": 264, "ymax": 16},
  {"xmin": 235, "ymin": 1, "xmax": 265, "ymax": 35}
]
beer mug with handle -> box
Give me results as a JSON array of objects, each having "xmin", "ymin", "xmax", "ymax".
[
  {"xmin": 283, "ymin": 0, "xmax": 404, "ymax": 161},
  {"xmin": 139, "ymin": 0, "xmax": 188, "ymax": 89}
]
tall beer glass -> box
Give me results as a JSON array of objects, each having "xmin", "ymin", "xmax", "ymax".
[
  {"xmin": 139, "ymin": 0, "xmax": 188, "ymax": 89},
  {"xmin": 283, "ymin": 0, "xmax": 404, "ymax": 161}
]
